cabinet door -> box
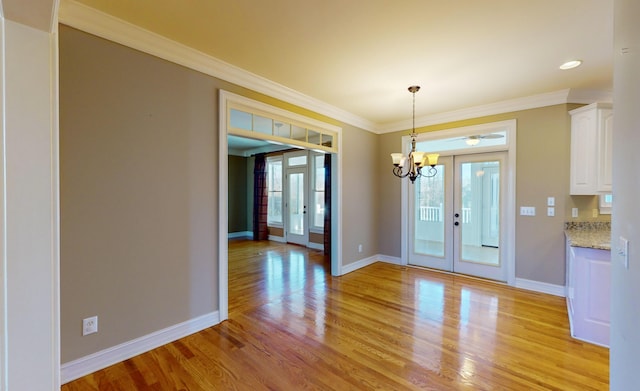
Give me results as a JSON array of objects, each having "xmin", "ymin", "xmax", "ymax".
[
  {"xmin": 570, "ymin": 110, "xmax": 598, "ymax": 195},
  {"xmin": 572, "ymin": 247, "xmax": 611, "ymax": 347},
  {"xmin": 597, "ymin": 109, "xmax": 613, "ymax": 192}
]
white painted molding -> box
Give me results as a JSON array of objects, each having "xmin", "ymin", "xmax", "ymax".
[
  {"xmin": 267, "ymin": 235, "xmax": 286, "ymax": 243},
  {"xmin": 341, "ymin": 255, "xmax": 378, "ymax": 275},
  {"xmin": 515, "ymin": 278, "xmax": 566, "ymax": 297},
  {"xmin": 57, "ymin": 0, "xmax": 375, "ymax": 132},
  {"xmin": 58, "ymin": 1, "xmax": 611, "ymax": 135},
  {"xmin": 567, "ymin": 89, "xmax": 613, "ymax": 105},
  {"xmin": 228, "ymin": 231, "xmax": 253, "ymax": 239},
  {"xmin": 60, "ymin": 311, "xmax": 220, "ymax": 384},
  {"xmin": 339, "ymin": 254, "xmax": 401, "ymax": 275},
  {"xmin": 307, "ymin": 242, "xmax": 324, "ymax": 251},
  {"xmin": 376, "ymin": 255, "xmax": 403, "ymax": 265},
  {"xmin": 383, "ymin": 89, "xmax": 612, "ymax": 134}
]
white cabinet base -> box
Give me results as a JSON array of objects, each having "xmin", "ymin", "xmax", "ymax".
[{"xmin": 565, "ymin": 241, "xmax": 611, "ymax": 347}]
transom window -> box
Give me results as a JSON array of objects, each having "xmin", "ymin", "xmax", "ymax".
[{"xmin": 221, "ymin": 90, "xmax": 339, "ymax": 154}]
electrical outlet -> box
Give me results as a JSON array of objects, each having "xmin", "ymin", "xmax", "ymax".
[
  {"xmin": 592, "ymin": 209, "xmax": 599, "ymax": 218},
  {"xmin": 547, "ymin": 197, "xmax": 555, "ymax": 206},
  {"xmin": 83, "ymin": 316, "xmax": 98, "ymax": 336},
  {"xmin": 358, "ymin": 244, "xmax": 363, "ymax": 253},
  {"xmin": 547, "ymin": 207, "xmax": 555, "ymax": 217},
  {"xmin": 572, "ymin": 208, "xmax": 579, "ymax": 218}
]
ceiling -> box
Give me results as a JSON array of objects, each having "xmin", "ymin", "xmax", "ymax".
[{"xmin": 66, "ymin": 0, "xmax": 613, "ymax": 132}]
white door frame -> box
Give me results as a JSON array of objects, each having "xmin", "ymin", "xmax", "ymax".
[
  {"xmin": 283, "ymin": 155, "xmax": 309, "ymax": 246},
  {"xmin": 400, "ymin": 119, "xmax": 516, "ymax": 286},
  {"xmin": 218, "ymin": 90, "xmax": 343, "ymax": 321}
]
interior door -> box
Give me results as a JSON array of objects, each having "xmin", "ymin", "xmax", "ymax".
[
  {"xmin": 409, "ymin": 152, "xmax": 507, "ymax": 282},
  {"xmin": 285, "ymin": 167, "xmax": 308, "ymax": 246}
]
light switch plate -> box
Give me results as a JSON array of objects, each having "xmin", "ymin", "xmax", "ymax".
[
  {"xmin": 547, "ymin": 197, "xmax": 555, "ymax": 206},
  {"xmin": 547, "ymin": 207, "xmax": 555, "ymax": 217}
]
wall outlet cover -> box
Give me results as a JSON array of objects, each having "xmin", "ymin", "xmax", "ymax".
[{"xmin": 83, "ymin": 316, "xmax": 98, "ymax": 336}]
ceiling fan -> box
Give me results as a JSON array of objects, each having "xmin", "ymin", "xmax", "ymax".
[{"xmin": 451, "ymin": 133, "xmax": 504, "ymax": 146}]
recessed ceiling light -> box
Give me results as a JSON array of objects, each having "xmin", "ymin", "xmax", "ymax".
[{"xmin": 559, "ymin": 60, "xmax": 582, "ymax": 70}]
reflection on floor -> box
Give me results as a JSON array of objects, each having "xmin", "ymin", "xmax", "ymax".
[
  {"xmin": 415, "ymin": 239, "xmax": 499, "ymax": 265},
  {"xmin": 62, "ymin": 239, "xmax": 608, "ymax": 390}
]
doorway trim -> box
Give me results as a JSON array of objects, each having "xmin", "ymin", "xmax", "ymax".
[
  {"xmin": 400, "ymin": 119, "xmax": 517, "ymax": 286},
  {"xmin": 218, "ymin": 90, "xmax": 343, "ymax": 321}
]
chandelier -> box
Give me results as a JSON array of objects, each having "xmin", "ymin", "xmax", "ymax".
[{"xmin": 390, "ymin": 86, "xmax": 439, "ymax": 183}]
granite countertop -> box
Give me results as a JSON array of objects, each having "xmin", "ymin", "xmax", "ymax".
[{"xmin": 564, "ymin": 222, "xmax": 611, "ymax": 251}]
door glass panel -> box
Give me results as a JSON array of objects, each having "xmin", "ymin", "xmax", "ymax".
[
  {"xmin": 414, "ymin": 164, "xmax": 445, "ymax": 257},
  {"xmin": 289, "ymin": 173, "xmax": 305, "ymax": 235},
  {"xmin": 460, "ymin": 161, "xmax": 500, "ymax": 265}
]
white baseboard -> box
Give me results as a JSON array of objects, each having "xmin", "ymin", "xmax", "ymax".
[
  {"xmin": 307, "ymin": 242, "xmax": 323, "ymax": 250},
  {"xmin": 340, "ymin": 254, "xmax": 402, "ymax": 275},
  {"xmin": 515, "ymin": 278, "xmax": 565, "ymax": 297},
  {"xmin": 268, "ymin": 235, "xmax": 286, "ymax": 243},
  {"xmin": 228, "ymin": 231, "xmax": 252, "ymax": 239},
  {"xmin": 61, "ymin": 311, "xmax": 220, "ymax": 384},
  {"xmin": 340, "ymin": 255, "xmax": 378, "ymax": 275},
  {"xmin": 376, "ymin": 255, "xmax": 402, "ymax": 265}
]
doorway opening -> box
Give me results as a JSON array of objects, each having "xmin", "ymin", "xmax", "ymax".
[
  {"xmin": 401, "ymin": 120, "xmax": 516, "ymax": 284},
  {"xmin": 219, "ymin": 90, "xmax": 342, "ymax": 321}
]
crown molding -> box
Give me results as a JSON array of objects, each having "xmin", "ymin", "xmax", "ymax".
[
  {"xmin": 567, "ymin": 89, "xmax": 613, "ymax": 104},
  {"xmin": 58, "ymin": 0, "xmax": 612, "ymax": 135},
  {"xmin": 58, "ymin": 0, "xmax": 377, "ymax": 132},
  {"xmin": 379, "ymin": 88, "xmax": 613, "ymax": 134}
]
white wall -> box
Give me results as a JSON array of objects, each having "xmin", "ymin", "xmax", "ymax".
[
  {"xmin": 610, "ymin": 0, "xmax": 640, "ymax": 389},
  {"xmin": 0, "ymin": 18, "xmax": 60, "ymax": 390}
]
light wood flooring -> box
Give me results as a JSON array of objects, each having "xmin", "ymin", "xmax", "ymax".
[{"xmin": 62, "ymin": 239, "xmax": 609, "ymax": 390}]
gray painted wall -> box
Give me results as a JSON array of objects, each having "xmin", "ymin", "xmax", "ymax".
[
  {"xmin": 60, "ymin": 26, "xmax": 221, "ymax": 362},
  {"xmin": 228, "ymin": 155, "xmax": 248, "ymax": 233},
  {"xmin": 59, "ymin": 25, "xmax": 379, "ymax": 362}
]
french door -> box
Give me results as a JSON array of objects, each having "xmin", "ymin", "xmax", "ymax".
[
  {"xmin": 285, "ymin": 167, "xmax": 308, "ymax": 246},
  {"xmin": 409, "ymin": 152, "xmax": 508, "ymax": 282}
]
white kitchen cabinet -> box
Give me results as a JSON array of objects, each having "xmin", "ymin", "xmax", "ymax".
[
  {"xmin": 565, "ymin": 238, "xmax": 611, "ymax": 347},
  {"xmin": 569, "ymin": 103, "xmax": 613, "ymax": 195}
]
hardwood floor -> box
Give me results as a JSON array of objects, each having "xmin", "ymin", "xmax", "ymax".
[{"xmin": 62, "ymin": 239, "xmax": 609, "ymax": 390}]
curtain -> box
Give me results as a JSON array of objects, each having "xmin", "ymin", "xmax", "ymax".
[
  {"xmin": 324, "ymin": 153, "xmax": 331, "ymax": 256},
  {"xmin": 253, "ymin": 153, "xmax": 268, "ymax": 241}
]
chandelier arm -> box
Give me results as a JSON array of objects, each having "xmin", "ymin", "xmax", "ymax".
[
  {"xmin": 422, "ymin": 166, "xmax": 438, "ymax": 178},
  {"xmin": 392, "ymin": 166, "xmax": 411, "ymax": 178}
]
